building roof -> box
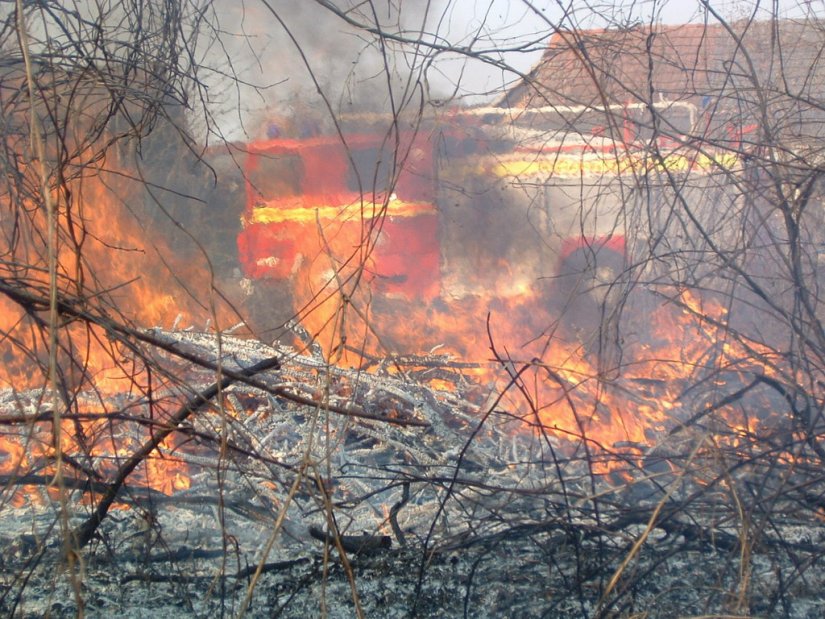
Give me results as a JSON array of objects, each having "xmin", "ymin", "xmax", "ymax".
[{"xmin": 499, "ymin": 19, "xmax": 825, "ymax": 119}]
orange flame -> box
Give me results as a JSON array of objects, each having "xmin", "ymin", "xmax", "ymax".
[
  {"xmin": 291, "ymin": 241, "xmax": 778, "ymax": 473},
  {"xmin": 0, "ymin": 167, "xmax": 236, "ymax": 502}
]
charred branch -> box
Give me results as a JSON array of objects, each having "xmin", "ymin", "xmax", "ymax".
[{"xmin": 72, "ymin": 354, "xmax": 281, "ymax": 548}]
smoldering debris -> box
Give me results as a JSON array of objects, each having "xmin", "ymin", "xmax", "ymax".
[{"xmin": 0, "ymin": 327, "xmax": 824, "ymax": 617}]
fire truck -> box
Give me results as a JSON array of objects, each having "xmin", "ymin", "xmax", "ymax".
[{"xmin": 236, "ymin": 104, "xmax": 708, "ymax": 340}]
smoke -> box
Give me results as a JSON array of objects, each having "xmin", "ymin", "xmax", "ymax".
[{"xmin": 205, "ymin": 1, "xmax": 455, "ymax": 140}]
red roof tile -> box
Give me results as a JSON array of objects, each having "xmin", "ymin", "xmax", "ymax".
[{"xmin": 500, "ymin": 19, "xmax": 825, "ymax": 116}]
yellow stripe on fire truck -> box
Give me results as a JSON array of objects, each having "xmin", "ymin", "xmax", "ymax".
[
  {"xmin": 491, "ymin": 150, "xmax": 739, "ymax": 179},
  {"xmin": 246, "ymin": 196, "xmax": 435, "ymax": 226}
]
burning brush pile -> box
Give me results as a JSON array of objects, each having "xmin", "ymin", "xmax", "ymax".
[{"xmin": 2, "ymin": 265, "xmax": 825, "ymax": 618}]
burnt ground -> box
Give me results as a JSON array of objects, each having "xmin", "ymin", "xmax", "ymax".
[{"xmin": 2, "ymin": 504, "xmax": 824, "ymax": 618}]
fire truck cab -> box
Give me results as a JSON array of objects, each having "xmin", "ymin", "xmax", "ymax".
[{"xmin": 238, "ymin": 129, "xmax": 442, "ymax": 303}]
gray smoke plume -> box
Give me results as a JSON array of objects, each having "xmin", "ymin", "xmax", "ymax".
[{"xmin": 206, "ymin": 1, "xmax": 454, "ymax": 141}]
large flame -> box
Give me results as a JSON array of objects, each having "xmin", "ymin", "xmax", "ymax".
[
  {"xmin": 0, "ymin": 167, "xmax": 230, "ymax": 502},
  {"xmin": 290, "ymin": 234, "xmax": 777, "ymax": 471}
]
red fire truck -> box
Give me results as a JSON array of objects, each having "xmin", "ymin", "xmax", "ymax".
[{"xmin": 236, "ymin": 104, "xmax": 710, "ymax": 339}]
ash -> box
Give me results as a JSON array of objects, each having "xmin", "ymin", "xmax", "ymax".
[{"xmin": 1, "ymin": 329, "xmax": 824, "ymax": 618}]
